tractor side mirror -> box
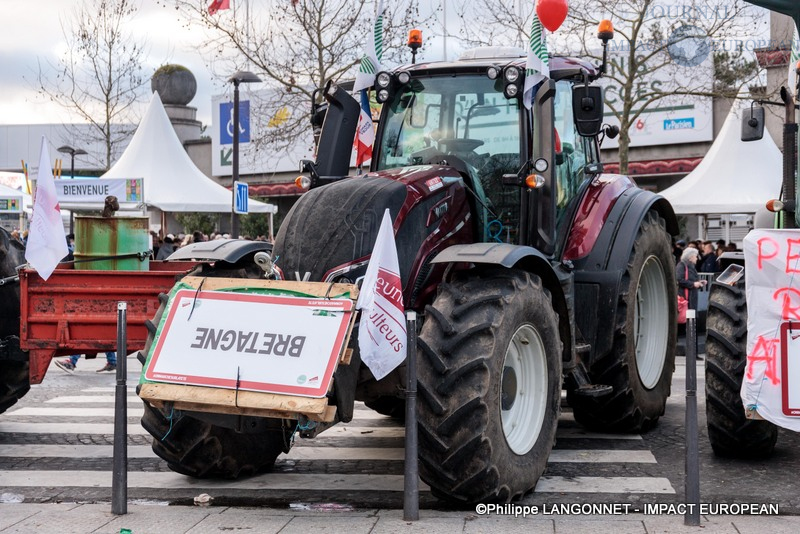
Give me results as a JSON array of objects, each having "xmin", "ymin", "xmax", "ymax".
[
  {"xmin": 572, "ymin": 85, "xmax": 604, "ymax": 137},
  {"xmin": 741, "ymin": 105, "xmax": 765, "ymax": 142}
]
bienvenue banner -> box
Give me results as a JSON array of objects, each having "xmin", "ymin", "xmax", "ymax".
[{"xmin": 51, "ymin": 178, "xmax": 143, "ymax": 204}]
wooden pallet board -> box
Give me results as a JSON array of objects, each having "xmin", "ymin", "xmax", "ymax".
[
  {"xmin": 139, "ymin": 382, "xmax": 337, "ymax": 422},
  {"xmin": 179, "ymin": 276, "xmax": 359, "ymax": 301}
]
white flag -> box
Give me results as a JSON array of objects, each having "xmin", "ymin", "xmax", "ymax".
[
  {"xmin": 356, "ymin": 209, "xmax": 407, "ymax": 380},
  {"xmin": 789, "ymin": 26, "xmax": 799, "ymax": 97},
  {"xmin": 353, "ymin": 0, "xmax": 385, "ymax": 93},
  {"xmin": 523, "ymin": 13, "xmax": 550, "ymax": 110},
  {"xmin": 25, "ymin": 137, "xmax": 67, "ymax": 281}
]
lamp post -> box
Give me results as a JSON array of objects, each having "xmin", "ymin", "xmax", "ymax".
[
  {"xmin": 227, "ymin": 70, "xmax": 262, "ymax": 238},
  {"xmin": 57, "ymin": 145, "xmax": 88, "ymax": 234}
]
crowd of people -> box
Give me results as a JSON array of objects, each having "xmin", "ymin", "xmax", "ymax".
[
  {"xmin": 150, "ymin": 230, "xmax": 271, "ymax": 260},
  {"xmin": 673, "ymin": 238, "xmax": 738, "ymax": 328},
  {"xmin": 672, "ymin": 238, "xmax": 738, "ymax": 274}
]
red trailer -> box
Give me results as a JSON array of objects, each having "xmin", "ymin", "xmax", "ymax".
[{"xmin": 19, "ymin": 261, "xmax": 198, "ymax": 384}]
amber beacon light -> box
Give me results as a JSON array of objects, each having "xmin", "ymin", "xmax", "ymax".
[{"xmin": 408, "ymin": 29, "xmax": 422, "ymax": 63}]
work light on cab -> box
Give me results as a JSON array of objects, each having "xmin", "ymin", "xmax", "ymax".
[
  {"xmin": 504, "ymin": 66, "xmax": 520, "ymax": 83},
  {"xmin": 376, "ymin": 72, "xmax": 392, "ymax": 88}
]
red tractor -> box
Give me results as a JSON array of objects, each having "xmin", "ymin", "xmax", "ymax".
[{"xmin": 141, "ymin": 40, "xmax": 679, "ymax": 503}]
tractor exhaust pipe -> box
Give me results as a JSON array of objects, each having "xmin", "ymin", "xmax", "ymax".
[{"xmin": 308, "ymin": 80, "xmax": 360, "ymax": 188}]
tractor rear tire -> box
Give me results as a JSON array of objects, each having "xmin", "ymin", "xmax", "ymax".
[
  {"xmin": 570, "ymin": 211, "xmax": 676, "ymax": 432},
  {"xmin": 139, "ymin": 291, "xmax": 296, "ymax": 478},
  {"xmin": 417, "ymin": 269, "xmax": 562, "ymax": 503},
  {"xmin": 0, "ymin": 337, "xmax": 29, "ymax": 415},
  {"xmin": 705, "ymin": 279, "xmax": 777, "ymax": 458}
]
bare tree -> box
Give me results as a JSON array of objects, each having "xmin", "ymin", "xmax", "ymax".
[
  {"xmin": 161, "ymin": 0, "xmax": 433, "ymax": 152},
  {"xmin": 35, "ymin": 0, "xmax": 149, "ymax": 171},
  {"xmin": 455, "ymin": 0, "xmax": 762, "ymax": 175}
]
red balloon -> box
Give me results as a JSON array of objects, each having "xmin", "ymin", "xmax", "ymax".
[{"xmin": 536, "ymin": 0, "xmax": 569, "ymax": 32}]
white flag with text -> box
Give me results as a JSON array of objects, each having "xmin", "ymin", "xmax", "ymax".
[
  {"xmin": 25, "ymin": 136, "xmax": 67, "ymax": 281},
  {"xmin": 356, "ymin": 209, "xmax": 407, "ymax": 380}
]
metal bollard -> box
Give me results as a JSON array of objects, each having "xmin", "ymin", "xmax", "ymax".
[
  {"xmin": 403, "ymin": 310, "xmax": 419, "ymax": 521},
  {"xmin": 684, "ymin": 309, "xmax": 700, "ymax": 526},
  {"xmin": 112, "ymin": 302, "xmax": 128, "ymax": 515}
]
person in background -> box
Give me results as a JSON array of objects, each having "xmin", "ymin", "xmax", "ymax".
[
  {"xmin": 62, "ymin": 235, "xmax": 74, "ymax": 262},
  {"xmin": 156, "ymin": 235, "xmax": 176, "ymax": 260},
  {"xmin": 677, "ymin": 247, "xmax": 706, "ymax": 311},
  {"xmin": 673, "ymin": 239, "xmax": 686, "ymax": 265},
  {"xmin": 698, "ymin": 241, "xmax": 718, "ymax": 273},
  {"xmin": 55, "ymin": 352, "xmax": 116, "ymax": 373}
]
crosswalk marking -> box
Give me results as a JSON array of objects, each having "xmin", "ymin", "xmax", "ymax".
[
  {"xmin": 0, "ymin": 423, "xmax": 149, "ymax": 435},
  {"xmin": 9, "ymin": 407, "xmax": 146, "ymax": 418},
  {"xmin": 46, "ymin": 396, "xmax": 145, "ymax": 404},
  {"xmin": 0, "ymin": 445, "xmax": 655, "ymax": 463},
  {"xmin": 0, "ymin": 420, "xmax": 642, "ymax": 441},
  {"xmin": 10, "ymin": 406, "xmax": 391, "ymax": 420},
  {"xmin": 0, "ymin": 471, "xmax": 424, "ymax": 492},
  {"xmin": 1, "ymin": 392, "xmax": 674, "ymax": 497}
]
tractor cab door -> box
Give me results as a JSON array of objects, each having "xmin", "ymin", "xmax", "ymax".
[{"xmin": 553, "ymin": 80, "xmax": 591, "ymax": 224}]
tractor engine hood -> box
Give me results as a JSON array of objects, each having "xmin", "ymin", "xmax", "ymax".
[{"xmin": 273, "ymin": 165, "xmax": 473, "ymax": 303}]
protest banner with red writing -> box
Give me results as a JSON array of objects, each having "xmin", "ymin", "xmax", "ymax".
[
  {"xmin": 743, "ymin": 229, "xmax": 800, "ymax": 429},
  {"xmin": 356, "ymin": 209, "xmax": 407, "ymax": 380}
]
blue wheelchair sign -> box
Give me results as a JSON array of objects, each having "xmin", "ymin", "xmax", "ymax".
[
  {"xmin": 220, "ymin": 101, "xmax": 251, "ymax": 145},
  {"xmin": 234, "ymin": 181, "xmax": 249, "ymax": 214}
]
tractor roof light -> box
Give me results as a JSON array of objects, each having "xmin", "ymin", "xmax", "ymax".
[
  {"xmin": 487, "ymin": 66, "xmax": 500, "ymax": 80},
  {"xmin": 295, "ymin": 175, "xmax": 311, "ymax": 191},
  {"xmin": 504, "ymin": 84, "xmax": 519, "ymax": 98},
  {"xmin": 376, "ymin": 71, "xmax": 392, "ymax": 88},
  {"xmin": 504, "ymin": 66, "xmax": 521, "ymax": 83},
  {"xmin": 598, "ymin": 19, "xmax": 614, "ymax": 42},
  {"xmin": 397, "ymin": 71, "xmax": 411, "ymax": 85},
  {"xmin": 376, "ymin": 88, "xmax": 391, "ymax": 103},
  {"xmin": 525, "ymin": 174, "xmax": 546, "ymax": 189}
]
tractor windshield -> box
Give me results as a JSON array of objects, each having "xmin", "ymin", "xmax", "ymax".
[{"xmin": 375, "ymin": 74, "xmax": 522, "ymax": 242}]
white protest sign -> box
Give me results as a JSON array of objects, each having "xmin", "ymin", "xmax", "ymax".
[
  {"xmin": 743, "ymin": 229, "xmax": 800, "ymax": 429},
  {"xmin": 144, "ymin": 289, "xmax": 354, "ymax": 398}
]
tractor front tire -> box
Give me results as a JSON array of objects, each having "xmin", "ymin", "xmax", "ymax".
[
  {"xmin": 139, "ymin": 292, "xmax": 296, "ymax": 478},
  {"xmin": 705, "ymin": 279, "xmax": 777, "ymax": 457},
  {"xmin": 417, "ymin": 269, "xmax": 562, "ymax": 503},
  {"xmin": 570, "ymin": 211, "xmax": 676, "ymax": 432}
]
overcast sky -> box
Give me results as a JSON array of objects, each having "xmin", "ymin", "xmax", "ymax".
[
  {"xmin": 0, "ymin": 0, "xmax": 218, "ymax": 126},
  {"xmin": 0, "ymin": 1, "xmax": 773, "ymax": 131}
]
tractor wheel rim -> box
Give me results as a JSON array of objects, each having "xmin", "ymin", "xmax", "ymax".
[
  {"xmin": 635, "ymin": 255, "xmax": 669, "ymax": 389},
  {"xmin": 501, "ymin": 324, "xmax": 548, "ymax": 455}
]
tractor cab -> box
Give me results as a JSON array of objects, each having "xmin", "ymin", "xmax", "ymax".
[{"xmin": 370, "ymin": 50, "xmax": 605, "ymax": 255}]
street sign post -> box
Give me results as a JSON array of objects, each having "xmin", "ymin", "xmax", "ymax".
[{"xmin": 234, "ymin": 181, "xmax": 248, "ymax": 214}]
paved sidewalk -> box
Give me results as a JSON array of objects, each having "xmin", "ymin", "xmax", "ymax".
[{"xmin": 0, "ymin": 503, "xmax": 798, "ymax": 533}]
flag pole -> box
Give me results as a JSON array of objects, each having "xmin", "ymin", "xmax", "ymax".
[{"xmin": 403, "ymin": 310, "xmax": 419, "ymax": 521}]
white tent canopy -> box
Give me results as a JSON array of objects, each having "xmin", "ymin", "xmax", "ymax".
[
  {"xmin": 660, "ymin": 103, "xmax": 783, "ymax": 215},
  {"xmin": 102, "ymin": 92, "xmax": 276, "ymax": 214}
]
